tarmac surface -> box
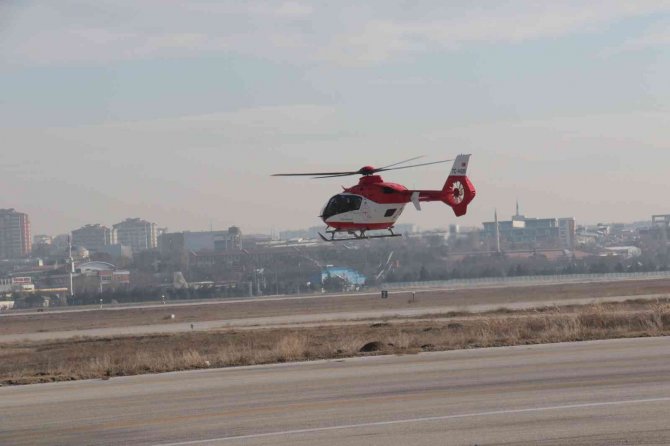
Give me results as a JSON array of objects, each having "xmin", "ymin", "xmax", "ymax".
[{"xmin": 2, "ymin": 336, "xmax": 670, "ymax": 445}]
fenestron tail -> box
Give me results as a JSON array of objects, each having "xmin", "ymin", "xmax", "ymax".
[{"xmin": 442, "ymin": 154, "xmax": 476, "ymax": 217}]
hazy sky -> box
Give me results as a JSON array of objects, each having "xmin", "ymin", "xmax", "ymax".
[{"xmin": 1, "ymin": 1, "xmax": 669, "ymax": 235}]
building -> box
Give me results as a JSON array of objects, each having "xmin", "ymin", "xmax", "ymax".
[
  {"xmin": 393, "ymin": 223, "xmax": 417, "ymax": 234},
  {"xmin": 113, "ymin": 218, "xmax": 158, "ymax": 253},
  {"xmin": 71, "ymin": 224, "xmax": 116, "ymax": 253},
  {"xmin": 31, "ymin": 234, "xmax": 54, "ymax": 258},
  {"xmin": 52, "ymin": 234, "xmax": 71, "ymax": 250},
  {"xmin": 279, "ymin": 226, "xmax": 323, "ymax": 241},
  {"xmin": 0, "ymin": 209, "xmax": 31, "ymax": 259},
  {"xmin": 159, "ymin": 227, "xmax": 242, "ymax": 255},
  {"xmin": 482, "ymin": 204, "xmax": 576, "ymax": 251},
  {"xmin": 77, "ymin": 261, "xmax": 130, "ymax": 291},
  {"xmin": 603, "ymin": 246, "xmax": 642, "ymax": 259},
  {"xmin": 33, "ymin": 235, "xmax": 52, "ymax": 246},
  {"xmin": 0, "ymin": 276, "xmax": 35, "ymax": 294},
  {"xmin": 557, "ymin": 218, "xmax": 576, "ymax": 250},
  {"xmin": 159, "ymin": 227, "xmax": 242, "ymax": 273},
  {"xmin": 97, "ymin": 244, "xmax": 133, "ymax": 259},
  {"xmin": 652, "ymin": 214, "xmax": 670, "ymax": 245}
]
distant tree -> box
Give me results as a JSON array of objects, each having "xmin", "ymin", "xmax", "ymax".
[
  {"xmin": 322, "ymin": 273, "xmax": 348, "ymax": 292},
  {"xmin": 589, "ymin": 261, "xmax": 610, "ymax": 274},
  {"xmin": 419, "ymin": 265, "xmax": 431, "ymax": 281}
]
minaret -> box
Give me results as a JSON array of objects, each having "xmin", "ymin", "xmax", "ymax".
[
  {"xmin": 515, "ymin": 200, "xmax": 520, "ymax": 218},
  {"xmin": 68, "ymin": 234, "xmax": 74, "ymax": 297},
  {"xmin": 494, "ymin": 209, "xmax": 501, "ymax": 254}
]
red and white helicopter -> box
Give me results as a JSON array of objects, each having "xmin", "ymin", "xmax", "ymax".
[{"xmin": 274, "ymin": 154, "xmax": 476, "ymax": 241}]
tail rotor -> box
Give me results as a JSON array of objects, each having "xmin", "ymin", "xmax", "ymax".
[{"xmin": 442, "ymin": 154, "xmax": 476, "ymax": 216}]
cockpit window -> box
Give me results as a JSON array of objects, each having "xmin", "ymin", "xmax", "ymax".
[{"xmin": 322, "ymin": 194, "xmax": 362, "ymax": 219}]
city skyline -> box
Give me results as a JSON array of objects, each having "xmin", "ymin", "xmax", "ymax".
[
  {"xmin": 2, "ymin": 1, "xmax": 669, "ymax": 234},
  {"xmin": 17, "ymin": 202, "xmax": 662, "ymax": 242}
]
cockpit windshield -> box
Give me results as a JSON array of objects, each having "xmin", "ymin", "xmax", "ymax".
[{"xmin": 322, "ymin": 194, "xmax": 362, "ymax": 219}]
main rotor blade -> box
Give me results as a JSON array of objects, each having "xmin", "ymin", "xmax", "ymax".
[
  {"xmin": 273, "ymin": 156, "xmax": 452, "ymax": 178},
  {"xmin": 377, "ymin": 155, "xmax": 424, "ymax": 171},
  {"xmin": 376, "ymin": 159, "xmax": 453, "ymax": 173},
  {"xmin": 272, "ymin": 171, "xmax": 357, "ymax": 177},
  {"xmin": 312, "ymin": 172, "xmax": 359, "ymax": 179}
]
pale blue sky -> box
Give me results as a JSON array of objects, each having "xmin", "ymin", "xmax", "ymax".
[{"xmin": 1, "ymin": 1, "xmax": 669, "ymax": 234}]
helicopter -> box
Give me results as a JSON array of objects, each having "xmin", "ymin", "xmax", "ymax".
[{"xmin": 273, "ymin": 154, "xmax": 476, "ymax": 241}]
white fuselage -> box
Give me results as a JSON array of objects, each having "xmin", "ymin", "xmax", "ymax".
[{"xmin": 322, "ymin": 194, "xmax": 406, "ymax": 229}]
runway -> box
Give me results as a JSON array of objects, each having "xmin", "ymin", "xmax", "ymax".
[
  {"xmin": 2, "ymin": 336, "xmax": 670, "ymax": 445},
  {"xmin": 0, "ymin": 293, "xmax": 665, "ymax": 343},
  {"xmin": 3, "ymin": 278, "xmax": 670, "ymax": 342}
]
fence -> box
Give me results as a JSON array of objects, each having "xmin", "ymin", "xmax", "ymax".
[{"xmin": 383, "ymin": 271, "xmax": 670, "ymax": 292}]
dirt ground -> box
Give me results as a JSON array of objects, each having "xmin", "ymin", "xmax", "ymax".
[{"xmin": 1, "ymin": 279, "xmax": 669, "ymax": 336}]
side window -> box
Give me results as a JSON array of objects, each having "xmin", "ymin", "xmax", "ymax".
[
  {"xmin": 346, "ymin": 195, "xmax": 362, "ymax": 212},
  {"xmin": 384, "ymin": 209, "xmax": 396, "ymax": 217},
  {"xmin": 323, "ymin": 195, "xmax": 362, "ymax": 219}
]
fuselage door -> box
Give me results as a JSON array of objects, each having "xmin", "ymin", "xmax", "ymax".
[{"xmin": 354, "ymin": 198, "xmax": 372, "ymax": 224}]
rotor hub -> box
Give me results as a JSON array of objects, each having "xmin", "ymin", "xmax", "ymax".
[{"xmin": 358, "ymin": 166, "xmax": 376, "ymax": 176}]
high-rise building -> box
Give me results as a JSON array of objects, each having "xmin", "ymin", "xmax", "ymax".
[
  {"xmin": 0, "ymin": 208, "xmax": 31, "ymax": 259},
  {"xmin": 71, "ymin": 224, "xmax": 116, "ymax": 253},
  {"xmin": 113, "ymin": 218, "xmax": 158, "ymax": 253},
  {"xmin": 558, "ymin": 218, "xmax": 577, "ymax": 251}
]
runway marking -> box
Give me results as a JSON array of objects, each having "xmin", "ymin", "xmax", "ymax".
[{"xmin": 155, "ymin": 396, "xmax": 670, "ymax": 445}]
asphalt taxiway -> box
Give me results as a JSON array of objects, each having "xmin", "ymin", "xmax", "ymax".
[{"xmin": 2, "ymin": 336, "xmax": 670, "ymax": 445}]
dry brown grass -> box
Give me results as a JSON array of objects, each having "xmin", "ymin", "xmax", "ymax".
[
  {"xmin": 274, "ymin": 334, "xmax": 309, "ymax": 362},
  {"xmin": 3, "ymin": 300, "xmax": 670, "ymax": 385}
]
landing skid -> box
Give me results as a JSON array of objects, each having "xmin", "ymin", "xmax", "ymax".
[{"xmin": 318, "ymin": 228, "xmax": 402, "ymax": 242}]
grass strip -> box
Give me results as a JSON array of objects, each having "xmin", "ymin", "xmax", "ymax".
[{"xmin": 2, "ymin": 301, "xmax": 670, "ymax": 385}]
